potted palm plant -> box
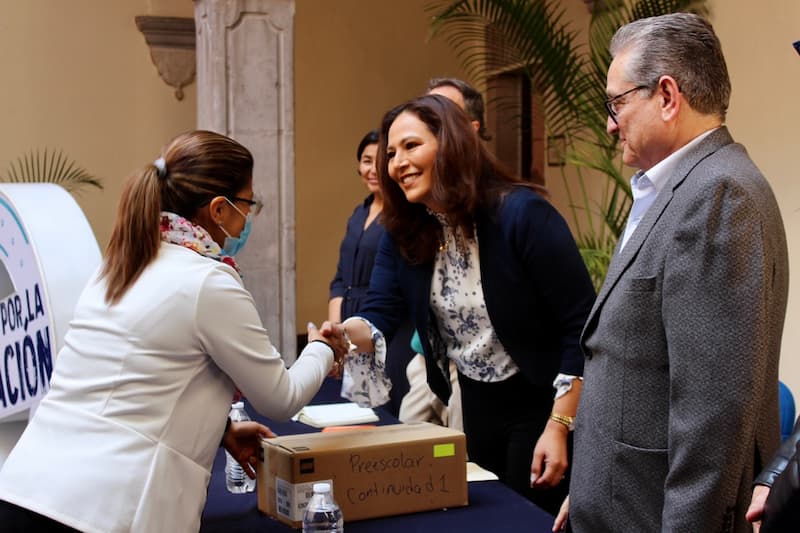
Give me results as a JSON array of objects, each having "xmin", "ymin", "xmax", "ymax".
[
  {"xmin": 427, "ymin": 0, "xmax": 709, "ymax": 288},
  {"xmin": 3, "ymin": 149, "xmax": 102, "ymax": 195}
]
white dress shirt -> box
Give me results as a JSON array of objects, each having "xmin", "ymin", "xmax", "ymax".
[{"xmin": 619, "ymin": 128, "xmax": 717, "ymax": 250}]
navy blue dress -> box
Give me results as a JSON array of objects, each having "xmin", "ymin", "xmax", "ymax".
[{"xmin": 330, "ymin": 195, "xmax": 415, "ymax": 416}]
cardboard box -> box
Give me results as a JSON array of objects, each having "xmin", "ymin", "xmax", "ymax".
[{"xmin": 257, "ymin": 422, "xmax": 468, "ymax": 527}]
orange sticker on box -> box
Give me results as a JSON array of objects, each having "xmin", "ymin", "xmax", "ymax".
[{"xmin": 433, "ymin": 443, "xmax": 455, "ymax": 458}]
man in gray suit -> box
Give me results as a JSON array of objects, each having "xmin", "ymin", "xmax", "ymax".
[{"xmin": 563, "ymin": 13, "xmax": 789, "ymax": 533}]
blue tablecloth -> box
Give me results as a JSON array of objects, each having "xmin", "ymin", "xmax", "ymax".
[{"xmin": 200, "ymin": 379, "xmax": 556, "ymax": 532}]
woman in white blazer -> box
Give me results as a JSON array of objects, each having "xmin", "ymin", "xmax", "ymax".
[{"xmin": 0, "ymin": 130, "xmax": 343, "ymax": 532}]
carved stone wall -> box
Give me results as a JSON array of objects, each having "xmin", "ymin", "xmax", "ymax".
[{"xmin": 195, "ymin": 0, "xmax": 296, "ymax": 362}]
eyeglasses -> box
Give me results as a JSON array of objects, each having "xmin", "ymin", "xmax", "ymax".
[
  {"xmin": 604, "ymin": 85, "xmax": 650, "ymax": 124},
  {"xmin": 228, "ymin": 196, "xmax": 263, "ymax": 216}
]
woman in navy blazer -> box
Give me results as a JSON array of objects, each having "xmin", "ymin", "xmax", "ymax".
[{"xmin": 326, "ymin": 95, "xmax": 595, "ymax": 514}]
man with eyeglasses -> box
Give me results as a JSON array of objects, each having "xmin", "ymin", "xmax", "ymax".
[{"xmin": 558, "ymin": 13, "xmax": 789, "ymax": 533}]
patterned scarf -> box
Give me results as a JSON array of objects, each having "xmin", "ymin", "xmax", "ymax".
[{"xmin": 159, "ymin": 212, "xmax": 239, "ymax": 273}]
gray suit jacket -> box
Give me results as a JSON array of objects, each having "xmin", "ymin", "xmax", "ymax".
[{"xmin": 569, "ymin": 127, "xmax": 789, "ymax": 533}]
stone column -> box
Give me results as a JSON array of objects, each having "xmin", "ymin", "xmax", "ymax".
[{"xmin": 195, "ymin": 0, "xmax": 296, "ymax": 363}]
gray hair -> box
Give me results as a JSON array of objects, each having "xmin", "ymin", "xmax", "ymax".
[{"xmin": 610, "ymin": 13, "xmax": 730, "ymax": 119}]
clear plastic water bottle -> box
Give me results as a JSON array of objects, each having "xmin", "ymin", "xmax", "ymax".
[
  {"xmin": 225, "ymin": 401, "xmax": 256, "ymax": 493},
  {"xmin": 302, "ymin": 482, "xmax": 344, "ymax": 532}
]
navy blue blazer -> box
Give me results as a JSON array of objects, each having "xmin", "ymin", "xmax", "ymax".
[{"xmin": 359, "ymin": 187, "xmax": 595, "ymax": 403}]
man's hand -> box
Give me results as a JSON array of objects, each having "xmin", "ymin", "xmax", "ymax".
[{"xmin": 553, "ymin": 495, "xmax": 569, "ymax": 531}]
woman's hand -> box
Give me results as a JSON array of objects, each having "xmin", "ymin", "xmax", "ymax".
[
  {"xmin": 530, "ymin": 420, "xmax": 569, "ymax": 488},
  {"xmin": 553, "ymin": 495, "xmax": 569, "ymax": 531},
  {"xmin": 533, "ymin": 377, "xmax": 580, "ymax": 488},
  {"xmin": 746, "ymin": 484, "xmax": 770, "ymax": 532},
  {"xmin": 222, "ymin": 421, "xmax": 276, "ymax": 479},
  {"xmin": 321, "ymin": 318, "xmax": 373, "ymax": 353},
  {"xmin": 308, "ymin": 321, "xmax": 347, "ymax": 377}
]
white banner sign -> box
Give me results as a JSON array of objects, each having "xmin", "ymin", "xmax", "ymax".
[
  {"xmin": 0, "ymin": 185, "xmax": 100, "ymax": 421},
  {"xmin": 0, "ymin": 197, "xmax": 55, "ymax": 417}
]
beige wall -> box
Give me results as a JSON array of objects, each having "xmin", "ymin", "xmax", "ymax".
[
  {"xmin": 710, "ymin": 0, "xmax": 800, "ymax": 396},
  {"xmin": 294, "ymin": 0, "xmax": 467, "ymax": 330},
  {"xmin": 0, "ymin": 0, "xmax": 196, "ymax": 249}
]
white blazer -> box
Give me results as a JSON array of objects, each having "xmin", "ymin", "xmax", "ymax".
[{"xmin": 0, "ymin": 243, "xmax": 332, "ymax": 532}]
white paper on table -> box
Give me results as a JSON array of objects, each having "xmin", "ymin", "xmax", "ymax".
[
  {"xmin": 467, "ymin": 461, "xmax": 499, "ymax": 482},
  {"xmin": 291, "ymin": 402, "xmax": 379, "ymax": 428}
]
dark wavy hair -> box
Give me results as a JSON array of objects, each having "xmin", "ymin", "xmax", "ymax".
[{"xmin": 377, "ymin": 94, "xmax": 532, "ymax": 264}]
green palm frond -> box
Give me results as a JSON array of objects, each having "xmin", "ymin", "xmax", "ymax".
[
  {"xmin": 429, "ymin": 0, "xmax": 592, "ymax": 134},
  {"xmin": 427, "ymin": 0, "xmax": 708, "ymax": 281},
  {"xmin": 4, "ymin": 149, "xmax": 103, "ymax": 194},
  {"xmin": 577, "ymin": 232, "xmax": 616, "ymax": 291}
]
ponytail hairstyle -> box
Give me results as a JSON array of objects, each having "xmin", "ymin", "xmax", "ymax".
[{"xmin": 101, "ymin": 130, "xmax": 253, "ymax": 304}]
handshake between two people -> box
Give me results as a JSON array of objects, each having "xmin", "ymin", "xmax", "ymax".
[
  {"xmin": 222, "ymin": 320, "xmax": 363, "ymax": 478},
  {"xmin": 307, "ymin": 320, "xmax": 353, "ymax": 379}
]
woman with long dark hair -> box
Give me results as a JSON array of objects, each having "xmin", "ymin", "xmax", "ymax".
[{"xmin": 325, "ymin": 95, "xmax": 595, "ymax": 514}]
